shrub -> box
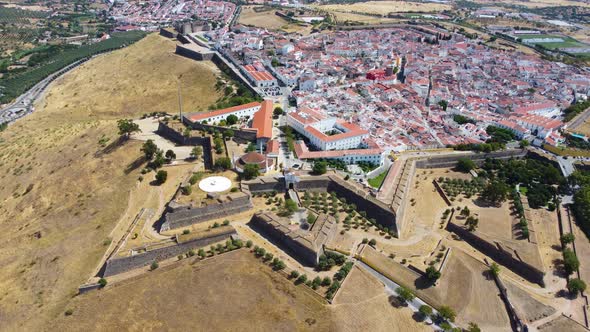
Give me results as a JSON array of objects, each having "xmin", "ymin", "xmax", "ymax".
[
  {"xmin": 368, "ymin": 239, "xmax": 377, "ymax": 246},
  {"xmin": 155, "ymin": 170, "xmax": 168, "ymax": 184},
  {"xmin": 290, "ymin": 270, "xmax": 300, "ymax": 279},
  {"xmin": 438, "ymin": 305, "xmax": 456, "ymax": 322},
  {"xmin": 182, "ymin": 229, "xmax": 190, "ymax": 235},
  {"xmin": 563, "ymin": 248, "xmax": 580, "ymax": 275},
  {"xmin": 418, "ymin": 304, "xmax": 432, "ymax": 319},
  {"xmin": 561, "ymin": 233, "xmax": 575, "ymax": 244},
  {"xmin": 64, "ymin": 309, "xmax": 74, "ymax": 316},
  {"xmin": 395, "ymin": 286, "xmax": 415, "ymax": 304},
  {"xmin": 98, "ymin": 278, "xmax": 107, "ymax": 288},
  {"xmin": 246, "ymin": 240, "xmax": 253, "ymax": 248},
  {"xmin": 150, "ymin": 261, "xmax": 159, "ymax": 271},
  {"xmin": 296, "ymin": 274, "xmax": 308, "ymax": 285},
  {"xmin": 222, "ymin": 219, "xmax": 230, "ymax": 226},
  {"xmin": 568, "ymin": 278, "xmax": 587, "ymax": 294}
]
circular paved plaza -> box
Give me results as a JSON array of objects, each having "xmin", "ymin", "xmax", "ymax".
[{"xmin": 198, "ymin": 176, "xmax": 232, "ymax": 193}]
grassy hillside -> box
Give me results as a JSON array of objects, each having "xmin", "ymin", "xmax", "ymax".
[{"xmin": 0, "ymin": 33, "xmax": 221, "ymax": 330}]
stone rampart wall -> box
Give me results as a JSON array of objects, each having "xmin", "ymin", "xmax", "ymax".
[
  {"xmin": 250, "ymin": 214, "xmax": 320, "ymax": 266},
  {"xmin": 161, "ymin": 194, "xmax": 252, "ymax": 231},
  {"xmin": 175, "ymin": 44, "xmax": 215, "ymax": 61},
  {"xmin": 446, "ymin": 221, "xmax": 545, "ymax": 286},
  {"xmin": 156, "ymin": 121, "xmax": 213, "ymax": 169},
  {"xmin": 415, "ymin": 150, "xmax": 527, "ymax": 169},
  {"xmin": 103, "ymin": 229, "xmax": 236, "ymax": 277}
]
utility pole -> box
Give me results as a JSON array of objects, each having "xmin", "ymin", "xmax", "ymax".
[{"xmin": 177, "ymin": 79, "xmax": 183, "ymax": 122}]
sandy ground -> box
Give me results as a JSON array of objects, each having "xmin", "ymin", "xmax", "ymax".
[
  {"xmin": 51, "ymin": 249, "xmax": 334, "ymax": 331},
  {"xmin": 331, "ymin": 266, "xmax": 430, "ymax": 332},
  {"xmin": 132, "ymin": 118, "xmax": 197, "ymax": 161},
  {"xmin": 0, "ymin": 33, "xmax": 221, "ymax": 330},
  {"xmin": 538, "ymin": 314, "xmax": 589, "ymax": 332}
]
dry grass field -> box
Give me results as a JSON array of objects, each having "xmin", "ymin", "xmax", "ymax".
[
  {"xmin": 360, "ymin": 246, "xmax": 512, "ymax": 330},
  {"xmin": 0, "ymin": 33, "xmax": 221, "ymax": 330},
  {"xmin": 473, "ymin": 0, "xmax": 590, "ymax": 8},
  {"xmin": 238, "ymin": 6, "xmax": 289, "ymax": 29},
  {"xmin": 51, "ymin": 249, "xmax": 334, "ymax": 331},
  {"xmin": 316, "ymin": 1, "xmax": 451, "ymax": 16},
  {"xmin": 238, "ymin": 5, "xmax": 310, "ymax": 33},
  {"xmin": 329, "ymin": 11, "xmax": 399, "ymax": 24},
  {"xmin": 332, "ymin": 266, "xmax": 430, "ymax": 332}
]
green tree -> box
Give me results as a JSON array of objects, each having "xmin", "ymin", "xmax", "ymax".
[
  {"xmin": 117, "ymin": 119, "xmax": 140, "ymax": 138},
  {"xmin": 438, "ymin": 305, "xmax": 456, "ymax": 322},
  {"xmin": 456, "ymin": 157, "xmax": 475, "ymax": 173},
  {"xmin": 141, "ymin": 139, "xmax": 158, "ymax": 160},
  {"xmin": 226, "ymin": 114, "xmax": 238, "ymax": 125},
  {"xmin": 465, "ymin": 216, "xmax": 479, "ymax": 231},
  {"xmin": 165, "ymin": 149, "xmax": 176, "ymax": 162},
  {"xmin": 98, "ymin": 278, "xmax": 107, "ymax": 288},
  {"xmin": 273, "ymin": 107, "xmax": 284, "ymax": 117},
  {"xmin": 520, "ymin": 139, "xmax": 530, "ymax": 148},
  {"xmin": 215, "ymin": 157, "xmax": 232, "ymax": 170},
  {"xmin": 155, "ymin": 170, "xmax": 168, "ymax": 184},
  {"xmin": 426, "ymin": 266, "xmax": 441, "ymax": 282},
  {"xmin": 438, "ymin": 100, "xmax": 448, "ymax": 111},
  {"xmin": 223, "ymin": 129, "xmax": 234, "ymax": 140},
  {"xmin": 312, "ymin": 160, "xmax": 328, "ymax": 175},
  {"xmin": 395, "ymin": 286, "xmax": 415, "ymax": 304},
  {"xmin": 561, "ymin": 233, "xmax": 575, "ymax": 244},
  {"xmin": 279, "ymin": 199, "xmax": 298, "ymax": 217},
  {"xmin": 191, "ymin": 146, "xmax": 203, "ymax": 159},
  {"xmin": 481, "ymin": 181, "xmax": 509, "ymax": 205},
  {"xmin": 418, "ymin": 305, "xmax": 433, "ymax": 320},
  {"xmin": 567, "ymin": 278, "xmax": 587, "ymax": 294},
  {"xmin": 563, "ymin": 248, "xmax": 580, "ymax": 275},
  {"xmin": 198, "ymin": 248, "xmax": 206, "ymax": 258},
  {"xmin": 243, "ymin": 163, "xmax": 260, "ymax": 180}
]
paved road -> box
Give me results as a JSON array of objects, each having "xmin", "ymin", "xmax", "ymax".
[
  {"xmin": 557, "ymin": 156, "xmax": 576, "ymax": 177},
  {"xmin": 567, "ymin": 106, "xmax": 590, "ymax": 134}
]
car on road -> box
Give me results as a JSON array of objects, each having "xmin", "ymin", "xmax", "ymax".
[{"xmin": 292, "ymin": 164, "xmax": 300, "ymax": 169}]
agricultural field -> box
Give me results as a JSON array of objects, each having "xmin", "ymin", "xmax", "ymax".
[
  {"xmin": 0, "ymin": 6, "xmax": 49, "ymax": 56},
  {"xmin": 0, "ymin": 31, "xmax": 148, "ymax": 104},
  {"xmin": 315, "ymin": 1, "xmax": 452, "ymax": 16},
  {"xmin": 517, "ymin": 34, "xmax": 589, "ymax": 50},
  {"xmin": 0, "ymin": 33, "xmax": 221, "ymax": 330}
]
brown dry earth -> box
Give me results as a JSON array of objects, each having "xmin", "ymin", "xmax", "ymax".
[{"xmin": 0, "ymin": 33, "xmax": 221, "ymax": 330}]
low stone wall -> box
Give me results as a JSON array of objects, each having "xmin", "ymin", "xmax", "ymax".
[
  {"xmin": 182, "ymin": 117, "xmax": 258, "ymax": 142},
  {"xmin": 446, "ymin": 221, "xmax": 545, "ymax": 286},
  {"xmin": 103, "ymin": 228, "xmax": 236, "ymax": 277},
  {"xmin": 160, "ymin": 193, "xmax": 252, "ymax": 231},
  {"xmin": 156, "ymin": 121, "xmax": 213, "ymax": 169},
  {"xmin": 414, "ymin": 149, "xmax": 527, "ymax": 169},
  {"xmin": 243, "ymin": 175, "xmax": 398, "ymax": 234},
  {"xmin": 241, "ymin": 176, "xmax": 285, "ymax": 194},
  {"xmin": 78, "ymin": 283, "xmax": 101, "ymax": 294}
]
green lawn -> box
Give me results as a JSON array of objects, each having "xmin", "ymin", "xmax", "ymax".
[{"xmin": 368, "ymin": 170, "xmax": 388, "ymax": 189}]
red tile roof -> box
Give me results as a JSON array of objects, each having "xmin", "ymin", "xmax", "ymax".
[
  {"xmin": 188, "ymin": 102, "xmax": 261, "ymax": 122},
  {"xmin": 294, "ymin": 141, "xmax": 381, "ymax": 159},
  {"xmin": 252, "ymin": 100, "xmax": 273, "ymax": 139}
]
